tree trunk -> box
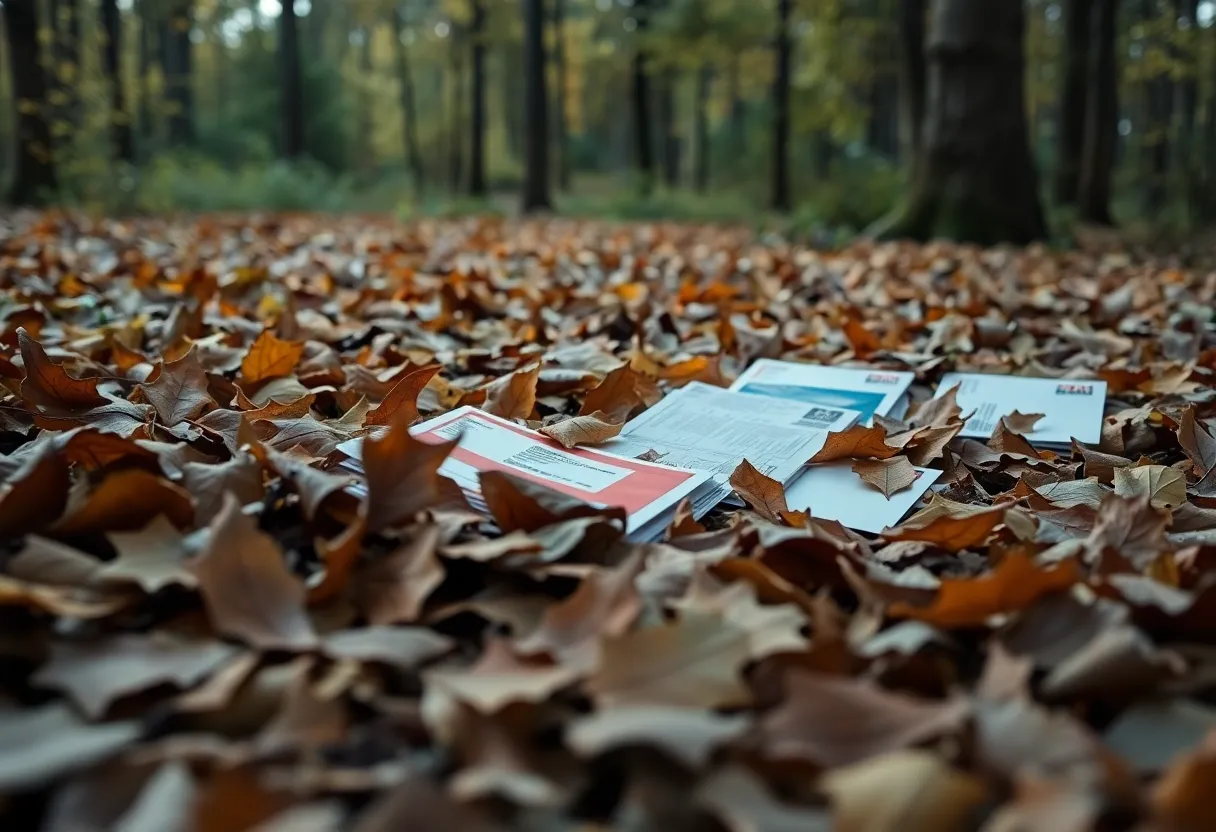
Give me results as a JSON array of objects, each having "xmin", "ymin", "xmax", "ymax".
[
  {"xmin": 136, "ymin": 0, "xmax": 156, "ymax": 152},
  {"xmin": 164, "ymin": 0, "xmax": 194, "ymax": 145},
  {"xmin": 358, "ymin": 26, "xmax": 375, "ymax": 175},
  {"xmin": 469, "ymin": 0, "xmax": 487, "ymax": 197},
  {"xmin": 659, "ymin": 69, "xmax": 679, "ymax": 188},
  {"xmin": 694, "ymin": 63, "xmax": 711, "ymax": 192},
  {"xmin": 771, "ymin": 0, "xmax": 792, "ymax": 211},
  {"xmin": 392, "ymin": 6, "xmax": 424, "ymax": 192},
  {"xmin": 1140, "ymin": 0, "xmax": 1171, "ymax": 214},
  {"xmin": 521, "ymin": 0, "xmax": 552, "ymax": 211},
  {"xmin": 897, "ymin": 0, "xmax": 926, "ymax": 168},
  {"xmin": 1078, "ymin": 0, "xmax": 1117, "ymax": 224},
  {"xmin": 632, "ymin": 0, "xmax": 655, "ymax": 195},
  {"xmin": 1054, "ymin": 0, "xmax": 1091, "ymax": 204},
  {"xmin": 449, "ymin": 29, "xmax": 465, "ymax": 193},
  {"xmin": 1176, "ymin": 0, "xmax": 1200, "ymax": 211},
  {"xmin": 552, "ymin": 0, "xmax": 571, "ymax": 190},
  {"xmin": 873, "ymin": 0, "xmax": 1046, "ymax": 244},
  {"xmin": 278, "ymin": 0, "xmax": 305, "ymax": 158},
  {"xmin": 100, "ymin": 0, "xmax": 136, "ymax": 165},
  {"xmin": 6, "ymin": 0, "xmax": 57, "ymax": 203}
]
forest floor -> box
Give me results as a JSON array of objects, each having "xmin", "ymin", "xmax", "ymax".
[{"xmin": 2, "ymin": 211, "xmax": 1216, "ymax": 830}]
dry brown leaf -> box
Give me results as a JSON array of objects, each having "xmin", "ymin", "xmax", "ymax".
[
  {"xmin": 364, "ymin": 363, "xmax": 442, "ymax": 427},
  {"xmin": 52, "ymin": 469, "xmax": 194, "ymax": 536},
  {"xmin": 353, "ymin": 523, "xmax": 444, "ymax": 624},
  {"xmin": 568, "ymin": 706, "xmax": 749, "ymax": 769},
  {"xmin": 1002, "ymin": 410, "xmax": 1046, "ymax": 434},
  {"xmin": 1113, "ymin": 464, "xmax": 1186, "ymax": 510},
  {"xmin": 240, "ymin": 330, "xmax": 305, "ymax": 385},
  {"xmin": 140, "ymin": 348, "xmax": 215, "ymax": 426},
  {"xmin": 482, "ymin": 362, "xmax": 540, "ymax": 420},
  {"xmin": 729, "ymin": 459, "xmax": 789, "ymax": 522},
  {"xmin": 852, "ymin": 456, "xmax": 917, "ymax": 499},
  {"xmin": 808, "ymin": 423, "xmax": 900, "ymax": 463},
  {"xmin": 362, "ymin": 410, "xmax": 462, "ymax": 533},
  {"xmin": 190, "ymin": 493, "xmax": 318, "ymax": 650},
  {"xmin": 426, "ymin": 638, "xmax": 580, "ymax": 712},
  {"xmin": 18, "ymin": 328, "xmax": 108, "ymax": 411},
  {"xmin": 103, "ymin": 515, "xmax": 197, "ymax": 593},
  {"xmin": 537, "ymin": 411, "xmax": 624, "ymax": 448},
  {"xmin": 579, "ymin": 364, "xmax": 661, "ymax": 421},
  {"xmin": 479, "ymin": 470, "xmax": 625, "ymax": 534},
  {"xmin": 890, "ymin": 552, "xmax": 1082, "ymax": 628},
  {"xmin": 882, "ymin": 495, "xmax": 1004, "ymax": 552}
]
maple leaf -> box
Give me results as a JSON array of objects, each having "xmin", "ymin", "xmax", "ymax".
[
  {"xmin": 139, "ymin": 347, "xmax": 215, "ymax": 425},
  {"xmin": 537, "ymin": 411, "xmax": 624, "ymax": 448},
  {"xmin": 729, "ymin": 459, "xmax": 789, "ymax": 522},
  {"xmin": 17, "ymin": 328, "xmax": 107, "ymax": 411},
  {"xmin": 103, "ymin": 515, "xmax": 198, "ymax": 593},
  {"xmin": 239, "ymin": 329, "xmax": 305, "ymax": 385},
  {"xmin": 808, "ymin": 423, "xmax": 900, "ymax": 463},
  {"xmin": 852, "ymin": 456, "xmax": 917, "ymax": 499},
  {"xmin": 189, "ymin": 493, "xmax": 318, "ymax": 651}
]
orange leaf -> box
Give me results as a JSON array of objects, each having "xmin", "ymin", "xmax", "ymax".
[
  {"xmin": 890, "ymin": 553, "xmax": 1082, "ymax": 628},
  {"xmin": 882, "ymin": 495, "xmax": 1004, "ymax": 552},
  {"xmin": 239, "ymin": 330, "xmax": 304, "ymax": 385},
  {"xmin": 808, "ymin": 423, "xmax": 900, "ymax": 463}
]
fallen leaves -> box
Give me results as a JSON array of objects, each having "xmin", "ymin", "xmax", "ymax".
[{"xmin": 5, "ymin": 213, "xmax": 1216, "ymax": 830}]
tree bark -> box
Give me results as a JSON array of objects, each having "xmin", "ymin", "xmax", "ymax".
[
  {"xmin": 873, "ymin": 0, "xmax": 1046, "ymax": 244},
  {"xmin": 278, "ymin": 0, "xmax": 305, "ymax": 158},
  {"xmin": 163, "ymin": 0, "xmax": 194, "ymax": 145},
  {"xmin": 1176, "ymin": 0, "xmax": 1200, "ymax": 211},
  {"xmin": 100, "ymin": 0, "xmax": 136, "ymax": 165},
  {"xmin": 771, "ymin": 0, "xmax": 792, "ymax": 211},
  {"xmin": 632, "ymin": 0, "xmax": 655, "ymax": 195},
  {"xmin": 897, "ymin": 0, "xmax": 926, "ymax": 167},
  {"xmin": 1141, "ymin": 0, "xmax": 1172, "ymax": 214},
  {"xmin": 392, "ymin": 6, "xmax": 425, "ymax": 192},
  {"xmin": 521, "ymin": 0, "xmax": 552, "ymax": 211},
  {"xmin": 659, "ymin": 69, "xmax": 679, "ymax": 188},
  {"xmin": 1054, "ymin": 0, "xmax": 1092, "ymax": 204},
  {"xmin": 449, "ymin": 27, "xmax": 465, "ymax": 193},
  {"xmin": 694, "ymin": 63, "xmax": 711, "ymax": 192},
  {"xmin": 552, "ymin": 0, "xmax": 571, "ymax": 190},
  {"xmin": 469, "ymin": 0, "xmax": 487, "ymax": 197},
  {"xmin": 1078, "ymin": 0, "xmax": 1117, "ymax": 225},
  {"xmin": 6, "ymin": 0, "xmax": 58, "ymax": 203}
]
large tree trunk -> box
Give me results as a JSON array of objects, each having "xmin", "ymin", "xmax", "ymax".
[
  {"xmin": 1176, "ymin": 0, "xmax": 1200, "ymax": 212},
  {"xmin": 771, "ymin": 0, "xmax": 792, "ymax": 211},
  {"xmin": 873, "ymin": 0, "xmax": 1046, "ymax": 244},
  {"xmin": 358, "ymin": 26, "xmax": 375, "ymax": 175},
  {"xmin": 136, "ymin": 0, "xmax": 156, "ymax": 152},
  {"xmin": 694, "ymin": 63, "xmax": 711, "ymax": 192},
  {"xmin": 1078, "ymin": 0, "xmax": 1117, "ymax": 225},
  {"xmin": 552, "ymin": 0, "xmax": 571, "ymax": 190},
  {"xmin": 1141, "ymin": 0, "xmax": 1172, "ymax": 214},
  {"xmin": 278, "ymin": 0, "xmax": 305, "ymax": 158},
  {"xmin": 100, "ymin": 0, "xmax": 136, "ymax": 165},
  {"xmin": 1055, "ymin": 0, "xmax": 1092, "ymax": 204},
  {"xmin": 392, "ymin": 6, "xmax": 425, "ymax": 192},
  {"xmin": 897, "ymin": 0, "xmax": 926, "ymax": 167},
  {"xmin": 449, "ymin": 29, "xmax": 465, "ymax": 193},
  {"xmin": 659, "ymin": 69, "xmax": 679, "ymax": 188},
  {"xmin": 469, "ymin": 0, "xmax": 487, "ymax": 197},
  {"xmin": 163, "ymin": 0, "xmax": 194, "ymax": 145},
  {"xmin": 6, "ymin": 0, "xmax": 57, "ymax": 203},
  {"xmin": 632, "ymin": 0, "xmax": 655, "ymax": 195},
  {"xmin": 521, "ymin": 0, "xmax": 552, "ymax": 211},
  {"xmin": 728, "ymin": 52, "xmax": 745, "ymax": 168}
]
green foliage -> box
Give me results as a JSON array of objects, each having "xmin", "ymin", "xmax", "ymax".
[{"xmin": 134, "ymin": 156, "xmax": 360, "ymax": 213}]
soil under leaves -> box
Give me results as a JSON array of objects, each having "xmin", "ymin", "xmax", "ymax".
[{"xmin": 2, "ymin": 212, "xmax": 1216, "ymax": 830}]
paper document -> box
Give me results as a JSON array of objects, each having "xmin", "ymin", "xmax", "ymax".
[
  {"xmin": 336, "ymin": 407, "xmax": 710, "ymax": 541},
  {"xmin": 731, "ymin": 359, "xmax": 914, "ymax": 424},
  {"xmin": 599, "ymin": 382, "xmax": 860, "ymax": 518},
  {"xmin": 785, "ymin": 462, "xmax": 942, "ymax": 534},
  {"xmin": 936, "ymin": 373, "xmax": 1106, "ymax": 446}
]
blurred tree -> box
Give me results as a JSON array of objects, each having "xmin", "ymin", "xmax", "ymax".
[
  {"xmin": 392, "ymin": 3, "xmax": 425, "ymax": 190},
  {"xmin": 1056, "ymin": 0, "xmax": 1091, "ymax": 204},
  {"xmin": 874, "ymin": 0, "xmax": 1046, "ymax": 243},
  {"xmin": 1079, "ymin": 0, "xmax": 1117, "ymax": 224},
  {"xmin": 469, "ymin": 0, "xmax": 487, "ymax": 196},
  {"xmin": 279, "ymin": 0, "xmax": 305, "ymax": 157},
  {"xmin": 7, "ymin": 0, "xmax": 58, "ymax": 203},
  {"xmin": 897, "ymin": 0, "xmax": 925, "ymax": 165},
  {"xmin": 771, "ymin": 0, "xmax": 791, "ymax": 211},
  {"xmin": 632, "ymin": 0, "xmax": 655, "ymax": 195},
  {"xmin": 522, "ymin": 0, "xmax": 551, "ymax": 210},
  {"xmin": 164, "ymin": 0, "xmax": 195, "ymax": 144},
  {"xmin": 694, "ymin": 62, "xmax": 711, "ymax": 191},
  {"xmin": 100, "ymin": 0, "xmax": 135, "ymax": 164},
  {"xmin": 552, "ymin": 0, "xmax": 571, "ymax": 190}
]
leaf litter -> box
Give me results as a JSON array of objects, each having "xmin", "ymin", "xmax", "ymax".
[{"xmin": 1, "ymin": 213, "xmax": 1216, "ymax": 829}]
